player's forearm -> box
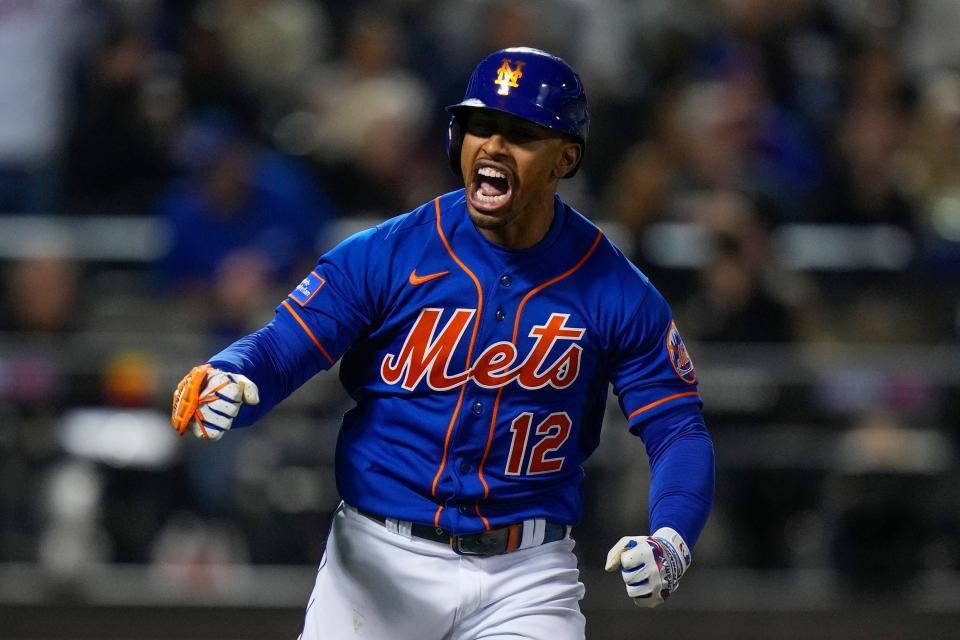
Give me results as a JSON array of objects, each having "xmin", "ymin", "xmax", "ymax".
[
  {"xmin": 207, "ymin": 316, "xmax": 325, "ymax": 428},
  {"xmin": 643, "ymin": 410, "xmax": 715, "ymax": 547},
  {"xmin": 648, "ymin": 455, "xmax": 714, "ymax": 547}
]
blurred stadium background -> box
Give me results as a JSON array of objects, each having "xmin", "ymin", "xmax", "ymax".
[{"xmin": 1, "ymin": 0, "xmax": 959, "ymax": 638}]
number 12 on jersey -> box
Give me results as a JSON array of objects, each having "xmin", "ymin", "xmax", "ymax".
[{"xmin": 505, "ymin": 411, "xmax": 572, "ymax": 475}]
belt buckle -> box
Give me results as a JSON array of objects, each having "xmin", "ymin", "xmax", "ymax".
[
  {"xmin": 452, "ymin": 524, "xmax": 521, "ymax": 556},
  {"xmin": 454, "ymin": 530, "xmax": 506, "ymax": 556}
]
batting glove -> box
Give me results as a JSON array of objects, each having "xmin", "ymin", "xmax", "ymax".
[
  {"xmin": 171, "ymin": 364, "xmax": 260, "ymax": 441},
  {"xmin": 604, "ymin": 527, "xmax": 692, "ymax": 608}
]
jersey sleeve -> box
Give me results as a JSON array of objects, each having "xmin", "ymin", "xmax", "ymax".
[
  {"xmin": 275, "ymin": 225, "xmax": 384, "ymax": 365},
  {"xmin": 643, "ymin": 404, "xmax": 714, "ymax": 547},
  {"xmin": 609, "ymin": 284, "xmax": 702, "ymax": 433},
  {"xmin": 207, "ymin": 226, "xmax": 385, "ymax": 427},
  {"xmin": 609, "ymin": 281, "xmax": 714, "ymax": 547}
]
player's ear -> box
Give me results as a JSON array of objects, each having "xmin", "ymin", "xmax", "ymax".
[{"xmin": 554, "ymin": 142, "xmax": 582, "ymax": 179}]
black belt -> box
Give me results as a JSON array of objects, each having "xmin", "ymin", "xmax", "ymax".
[{"xmin": 355, "ymin": 508, "xmax": 568, "ymax": 556}]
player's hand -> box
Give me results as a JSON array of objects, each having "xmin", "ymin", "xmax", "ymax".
[
  {"xmin": 604, "ymin": 527, "xmax": 691, "ymax": 608},
  {"xmin": 171, "ymin": 364, "xmax": 260, "ymax": 441}
]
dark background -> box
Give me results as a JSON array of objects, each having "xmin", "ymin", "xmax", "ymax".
[{"xmin": 1, "ymin": 1, "xmax": 958, "ymax": 638}]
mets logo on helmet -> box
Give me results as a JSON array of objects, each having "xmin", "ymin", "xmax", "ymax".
[
  {"xmin": 495, "ymin": 59, "xmax": 525, "ymax": 95},
  {"xmin": 666, "ymin": 320, "xmax": 697, "ymax": 384}
]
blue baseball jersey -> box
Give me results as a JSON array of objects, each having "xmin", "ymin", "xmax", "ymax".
[{"xmin": 210, "ymin": 190, "xmax": 714, "ymax": 542}]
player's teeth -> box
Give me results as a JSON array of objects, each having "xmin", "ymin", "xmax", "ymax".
[
  {"xmin": 475, "ymin": 188, "xmax": 507, "ymax": 203},
  {"xmin": 477, "ymin": 167, "xmax": 506, "ymax": 179}
]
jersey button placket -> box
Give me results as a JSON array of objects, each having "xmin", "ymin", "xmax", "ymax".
[
  {"xmin": 499, "ymin": 274, "xmax": 512, "ymax": 287},
  {"xmin": 471, "ymin": 401, "xmax": 483, "ymax": 416}
]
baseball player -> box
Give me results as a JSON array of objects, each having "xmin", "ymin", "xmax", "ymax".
[{"xmin": 171, "ymin": 47, "xmax": 714, "ymax": 639}]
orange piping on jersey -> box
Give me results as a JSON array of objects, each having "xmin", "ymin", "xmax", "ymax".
[
  {"xmin": 474, "ymin": 228, "xmax": 604, "ymax": 525},
  {"xmin": 510, "ymin": 229, "xmax": 603, "ymax": 343},
  {"xmin": 476, "ymin": 386, "xmax": 505, "ymax": 501},
  {"xmin": 627, "ymin": 391, "xmax": 701, "ymax": 421},
  {"xmin": 281, "ymin": 300, "xmax": 335, "ymax": 365},
  {"xmin": 432, "ymin": 384, "xmax": 468, "ymax": 526},
  {"xmin": 474, "ymin": 504, "xmax": 491, "ymax": 530},
  {"xmin": 430, "ymin": 197, "xmax": 484, "ymax": 527}
]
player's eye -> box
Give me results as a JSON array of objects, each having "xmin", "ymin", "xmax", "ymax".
[
  {"xmin": 466, "ymin": 118, "xmax": 497, "ymax": 137},
  {"xmin": 464, "ymin": 113, "xmax": 547, "ymax": 144},
  {"xmin": 505, "ymin": 127, "xmax": 537, "ymax": 143}
]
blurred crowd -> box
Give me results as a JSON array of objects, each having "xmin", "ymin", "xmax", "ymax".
[{"xmin": 0, "ymin": 0, "xmax": 958, "ymax": 598}]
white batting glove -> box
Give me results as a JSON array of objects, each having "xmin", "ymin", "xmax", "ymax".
[
  {"xmin": 171, "ymin": 364, "xmax": 260, "ymax": 441},
  {"xmin": 604, "ymin": 527, "xmax": 692, "ymax": 608}
]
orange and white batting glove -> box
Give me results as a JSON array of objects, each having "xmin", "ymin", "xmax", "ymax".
[
  {"xmin": 171, "ymin": 365, "xmax": 260, "ymax": 441},
  {"xmin": 605, "ymin": 527, "xmax": 691, "ymax": 608}
]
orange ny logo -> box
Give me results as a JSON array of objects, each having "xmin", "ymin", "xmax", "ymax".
[{"xmin": 494, "ymin": 59, "xmax": 525, "ymax": 95}]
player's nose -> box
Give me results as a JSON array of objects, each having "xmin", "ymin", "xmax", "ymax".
[{"xmin": 480, "ymin": 133, "xmax": 509, "ymax": 156}]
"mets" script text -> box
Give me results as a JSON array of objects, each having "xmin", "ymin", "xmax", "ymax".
[{"xmin": 380, "ymin": 309, "xmax": 584, "ymax": 391}]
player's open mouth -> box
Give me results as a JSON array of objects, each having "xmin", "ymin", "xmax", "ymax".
[{"xmin": 469, "ymin": 162, "xmax": 514, "ymax": 212}]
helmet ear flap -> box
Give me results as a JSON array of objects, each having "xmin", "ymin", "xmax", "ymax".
[{"xmin": 446, "ymin": 114, "xmax": 464, "ymax": 178}]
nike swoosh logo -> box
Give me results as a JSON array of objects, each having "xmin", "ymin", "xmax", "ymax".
[{"xmin": 409, "ymin": 269, "xmax": 449, "ymax": 286}]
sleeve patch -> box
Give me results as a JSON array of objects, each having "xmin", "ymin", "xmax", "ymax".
[
  {"xmin": 666, "ymin": 320, "xmax": 697, "ymax": 384},
  {"xmin": 290, "ymin": 271, "xmax": 326, "ymax": 307}
]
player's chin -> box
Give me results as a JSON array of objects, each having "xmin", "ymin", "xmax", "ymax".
[{"xmin": 466, "ymin": 201, "xmax": 514, "ymax": 230}]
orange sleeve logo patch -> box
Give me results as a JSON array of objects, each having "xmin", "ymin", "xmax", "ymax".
[
  {"xmin": 666, "ymin": 320, "xmax": 697, "ymax": 384},
  {"xmin": 290, "ymin": 271, "xmax": 325, "ymax": 307}
]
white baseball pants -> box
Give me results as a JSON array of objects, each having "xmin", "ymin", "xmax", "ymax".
[{"xmin": 298, "ymin": 504, "xmax": 585, "ymax": 639}]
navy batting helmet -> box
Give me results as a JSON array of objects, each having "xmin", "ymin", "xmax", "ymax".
[{"xmin": 446, "ymin": 47, "xmax": 589, "ymax": 178}]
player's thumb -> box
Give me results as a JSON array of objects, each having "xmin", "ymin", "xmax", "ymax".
[
  {"xmin": 605, "ymin": 537, "xmax": 636, "ymax": 572},
  {"xmin": 236, "ymin": 375, "xmax": 260, "ymax": 405}
]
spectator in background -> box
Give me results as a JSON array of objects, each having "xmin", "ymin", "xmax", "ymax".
[
  {"xmin": 907, "ymin": 71, "xmax": 960, "ymax": 280},
  {"xmin": 817, "ymin": 92, "xmax": 915, "ymax": 230},
  {"xmin": 901, "ymin": 0, "xmax": 960, "ymax": 79},
  {"xmin": 179, "ymin": 7, "xmax": 258, "ymax": 126},
  {"xmin": 679, "ymin": 45, "xmax": 822, "ymax": 223},
  {"xmin": 604, "ymin": 48, "xmax": 822, "ymax": 238},
  {"xmin": 0, "ymin": 240, "xmax": 82, "ymax": 563},
  {"xmin": 155, "ymin": 111, "xmax": 338, "ymax": 338},
  {"xmin": 828, "ymin": 409, "xmax": 953, "ymax": 592},
  {"xmin": 471, "ymin": 0, "xmax": 582, "ymax": 59},
  {"xmin": 0, "ymin": 234, "xmax": 86, "ymax": 410},
  {"xmin": 710, "ymin": 0, "xmax": 849, "ymax": 148},
  {"xmin": 910, "ymin": 72, "xmax": 960, "ymax": 206},
  {"xmin": 816, "ymin": 44, "xmax": 916, "ymax": 230},
  {"xmin": 0, "ymin": 0, "xmax": 82, "ymax": 214},
  {"xmin": 680, "ymin": 190, "xmax": 804, "ymax": 343},
  {"xmin": 303, "ymin": 10, "xmax": 434, "ymax": 217},
  {"xmin": 0, "ymin": 233, "xmax": 106, "ymax": 406},
  {"xmin": 64, "ymin": 24, "xmax": 173, "ymax": 214},
  {"xmin": 605, "ymin": 140, "xmax": 676, "ymax": 239},
  {"xmin": 2, "ymin": 249, "xmax": 79, "ymax": 337},
  {"xmin": 602, "ymin": 90, "xmax": 687, "ymax": 244},
  {"xmin": 200, "ymin": 0, "xmax": 331, "ymax": 123}
]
